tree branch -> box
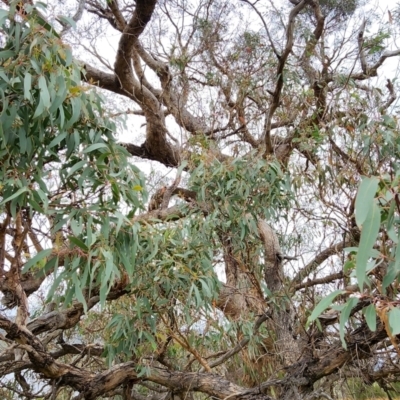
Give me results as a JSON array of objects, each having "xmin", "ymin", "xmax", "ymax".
[
  {"xmin": 263, "ymin": 0, "xmax": 307, "ymax": 155},
  {"xmin": 292, "ymin": 241, "xmax": 350, "ymax": 285}
]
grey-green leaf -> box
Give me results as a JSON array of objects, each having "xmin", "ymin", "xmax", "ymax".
[
  {"xmin": 389, "ymin": 308, "xmax": 400, "ymax": 335},
  {"xmin": 38, "ymin": 75, "xmax": 50, "ymax": 108},
  {"xmin": 83, "ymin": 143, "xmax": 108, "ymax": 153},
  {"xmin": 22, "ymin": 249, "xmax": 52, "ymax": 273},
  {"xmin": 364, "ymin": 304, "xmax": 376, "ymax": 332},
  {"xmin": 355, "ymin": 176, "xmax": 379, "ymax": 228},
  {"xmin": 356, "ymin": 200, "xmax": 380, "ymax": 290},
  {"xmin": 0, "ymin": 187, "xmax": 29, "ymax": 205},
  {"xmin": 339, "ymin": 297, "xmax": 359, "ymax": 349},
  {"xmin": 24, "ymin": 72, "xmax": 32, "ymax": 100},
  {"xmin": 306, "ymin": 289, "xmax": 344, "ymax": 328}
]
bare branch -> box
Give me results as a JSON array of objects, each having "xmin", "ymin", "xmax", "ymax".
[
  {"xmin": 59, "ymin": 0, "xmax": 87, "ymax": 35},
  {"xmin": 357, "ymin": 19, "xmax": 368, "ymax": 74},
  {"xmin": 263, "ymin": 0, "xmax": 307, "ymax": 155},
  {"xmin": 293, "ymin": 271, "xmax": 344, "ymax": 291},
  {"xmin": 201, "ymin": 313, "xmax": 269, "ymax": 372},
  {"xmin": 380, "ymin": 79, "xmax": 397, "ymax": 114},
  {"xmin": 292, "ymin": 241, "xmax": 351, "ymax": 285}
]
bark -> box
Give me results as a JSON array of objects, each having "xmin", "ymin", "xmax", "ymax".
[
  {"xmin": 216, "ymin": 235, "xmax": 266, "ymax": 319},
  {"xmin": 258, "ymin": 221, "xmax": 302, "ymax": 370}
]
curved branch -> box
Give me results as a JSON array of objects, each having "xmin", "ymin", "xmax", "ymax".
[
  {"xmin": 263, "ymin": 0, "xmax": 307, "ymax": 155},
  {"xmin": 292, "ymin": 240, "xmax": 350, "ymax": 285},
  {"xmin": 59, "ymin": 0, "xmax": 86, "ymax": 35},
  {"xmin": 200, "ymin": 313, "xmax": 269, "ymax": 372},
  {"xmin": 132, "ymin": 205, "xmax": 189, "ymax": 224},
  {"xmin": 293, "ymin": 271, "xmax": 344, "ymax": 291},
  {"xmin": 350, "ymin": 49, "xmax": 400, "ymax": 80}
]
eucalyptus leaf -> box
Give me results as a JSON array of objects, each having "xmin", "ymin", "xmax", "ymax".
[
  {"xmin": 306, "ymin": 290, "xmax": 344, "ymax": 328},
  {"xmin": 356, "ymin": 200, "xmax": 380, "ymax": 290},
  {"xmin": 355, "ymin": 177, "xmax": 379, "ymax": 227}
]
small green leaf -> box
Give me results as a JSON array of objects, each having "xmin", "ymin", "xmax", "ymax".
[
  {"xmin": 22, "ymin": 249, "xmax": 52, "ymax": 273},
  {"xmin": 24, "ymin": 73, "xmax": 32, "ymax": 100},
  {"xmin": 65, "ymin": 97, "xmax": 82, "ymax": 128},
  {"xmin": 57, "ymin": 15, "xmax": 77, "ymax": 29},
  {"xmin": 0, "ymin": 187, "xmax": 29, "ymax": 205},
  {"xmin": 48, "ymin": 132, "xmax": 67, "ymax": 148},
  {"xmin": 339, "ymin": 297, "xmax": 359, "ymax": 349},
  {"xmin": 364, "ymin": 304, "xmax": 376, "ymax": 332},
  {"xmin": 306, "ymin": 290, "xmax": 344, "ymax": 327},
  {"xmin": 34, "ymin": 13, "xmax": 60, "ymax": 38},
  {"xmin": 66, "ymin": 160, "xmax": 86, "ymax": 177},
  {"xmin": 73, "ymin": 273, "xmax": 87, "ymax": 313},
  {"xmin": 68, "ymin": 236, "xmax": 89, "ymax": 252},
  {"xmin": 83, "ymin": 143, "xmax": 108, "ymax": 153},
  {"xmin": 33, "ymin": 98, "xmax": 45, "ymax": 118}
]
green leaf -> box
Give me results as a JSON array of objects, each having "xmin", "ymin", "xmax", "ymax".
[
  {"xmin": 38, "ymin": 75, "xmax": 50, "ymax": 108},
  {"xmin": 0, "ymin": 50, "xmax": 15, "ymax": 59},
  {"xmin": 356, "ymin": 200, "xmax": 380, "ymax": 290},
  {"xmin": 389, "ymin": 308, "xmax": 400, "ymax": 335},
  {"xmin": 364, "ymin": 304, "xmax": 376, "ymax": 332},
  {"xmin": 57, "ymin": 15, "xmax": 77, "ymax": 29},
  {"xmin": 0, "ymin": 9, "xmax": 9, "ymax": 26},
  {"xmin": 177, "ymin": 160, "xmax": 188, "ymax": 174},
  {"xmin": 306, "ymin": 290, "xmax": 344, "ymax": 328},
  {"xmin": 22, "ymin": 249, "xmax": 52, "ymax": 273},
  {"xmin": 355, "ymin": 176, "xmax": 379, "ymax": 227},
  {"xmin": 66, "ymin": 160, "xmax": 86, "ymax": 177},
  {"xmin": 34, "ymin": 13, "xmax": 60, "ymax": 38},
  {"xmin": 0, "ymin": 187, "xmax": 29, "ymax": 205},
  {"xmin": 102, "ymin": 251, "xmax": 115, "ymax": 283},
  {"xmin": 48, "ymin": 132, "xmax": 67, "ymax": 148},
  {"xmin": 339, "ymin": 297, "xmax": 359, "ymax": 349},
  {"xmin": 23, "ymin": 73, "xmax": 32, "ymax": 100},
  {"xmin": 73, "ymin": 273, "xmax": 87, "ymax": 313},
  {"xmin": 35, "ymin": 188, "xmax": 49, "ymax": 211},
  {"xmin": 68, "ymin": 236, "xmax": 89, "ymax": 252},
  {"xmin": 33, "ymin": 98, "xmax": 45, "ymax": 119},
  {"xmin": 83, "ymin": 143, "xmax": 108, "ymax": 153},
  {"xmin": 65, "ymin": 97, "xmax": 82, "ymax": 128}
]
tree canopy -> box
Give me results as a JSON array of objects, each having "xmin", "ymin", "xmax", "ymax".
[{"xmin": 1, "ymin": 0, "xmax": 400, "ymax": 399}]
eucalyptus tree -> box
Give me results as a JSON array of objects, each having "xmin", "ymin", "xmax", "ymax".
[{"xmin": 1, "ymin": 0, "xmax": 400, "ymax": 399}]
